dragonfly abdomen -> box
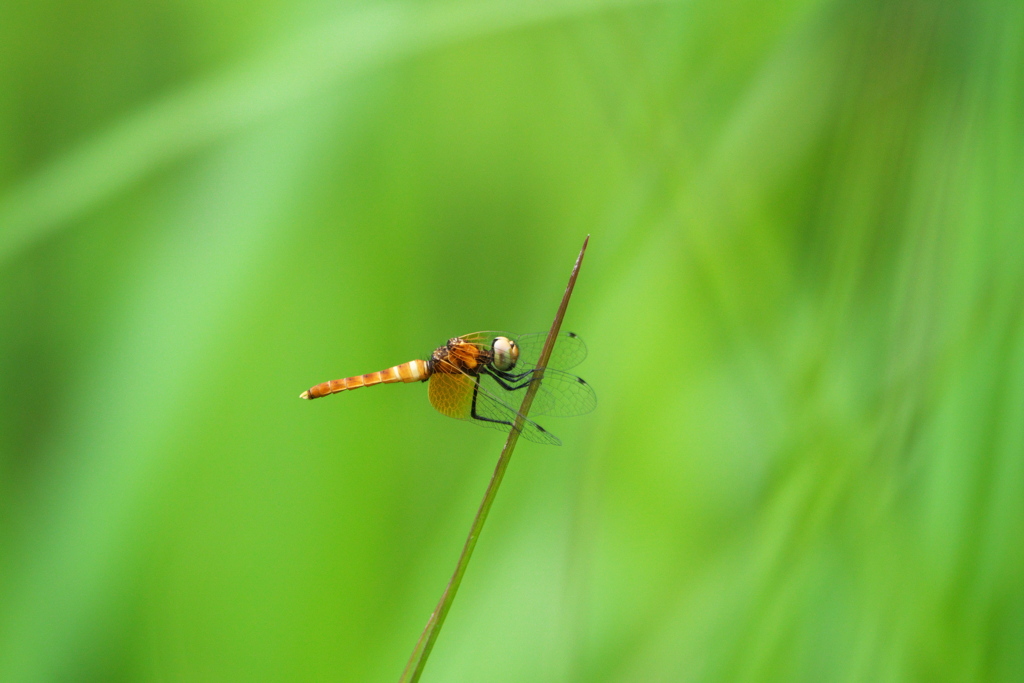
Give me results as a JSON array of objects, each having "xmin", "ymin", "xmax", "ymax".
[{"xmin": 300, "ymin": 360, "xmax": 428, "ymax": 399}]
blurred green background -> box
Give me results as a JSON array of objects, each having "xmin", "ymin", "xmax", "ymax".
[{"xmin": 2, "ymin": 0, "xmax": 1023, "ymax": 680}]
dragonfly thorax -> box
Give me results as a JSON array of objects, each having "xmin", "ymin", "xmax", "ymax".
[
  {"xmin": 428, "ymin": 338, "xmax": 488, "ymax": 375},
  {"xmin": 424, "ymin": 335, "xmax": 519, "ymax": 376}
]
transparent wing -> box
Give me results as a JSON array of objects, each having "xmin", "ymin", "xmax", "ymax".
[
  {"xmin": 427, "ymin": 363, "xmax": 561, "ymax": 445},
  {"xmin": 480, "ymin": 368, "xmax": 597, "ymax": 418},
  {"xmin": 457, "ymin": 331, "xmax": 514, "ymax": 346},
  {"xmin": 514, "ymin": 332, "xmax": 587, "ymax": 371},
  {"xmin": 458, "ymin": 331, "xmax": 588, "ymax": 371},
  {"xmin": 469, "ymin": 381, "xmax": 561, "ymax": 445}
]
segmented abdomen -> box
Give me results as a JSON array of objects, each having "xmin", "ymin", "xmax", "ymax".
[{"xmin": 300, "ymin": 360, "xmax": 428, "ymax": 399}]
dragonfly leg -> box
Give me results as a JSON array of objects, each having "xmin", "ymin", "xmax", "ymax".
[
  {"xmin": 470, "ymin": 375, "xmax": 515, "ymax": 428},
  {"xmin": 485, "ymin": 368, "xmax": 532, "ymax": 392},
  {"xmin": 500, "ymin": 369, "xmax": 533, "ymax": 382}
]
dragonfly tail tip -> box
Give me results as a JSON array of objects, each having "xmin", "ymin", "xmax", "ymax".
[{"xmin": 299, "ymin": 390, "xmax": 310, "ymax": 399}]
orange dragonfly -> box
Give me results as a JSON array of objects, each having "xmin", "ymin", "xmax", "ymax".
[{"xmin": 300, "ymin": 332, "xmax": 595, "ymax": 445}]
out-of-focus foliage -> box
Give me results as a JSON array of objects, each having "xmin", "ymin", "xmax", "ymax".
[{"xmin": 1, "ymin": 0, "xmax": 1022, "ymax": 680}]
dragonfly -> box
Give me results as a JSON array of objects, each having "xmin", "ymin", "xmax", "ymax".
[{"xmin": 300, "ymin": 331, "xmax": 596, "ymax": 445}]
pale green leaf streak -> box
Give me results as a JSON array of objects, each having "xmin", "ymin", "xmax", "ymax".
[{"xmin": 0, "ymin": 0, "xmax": 675, "ymax": 267}]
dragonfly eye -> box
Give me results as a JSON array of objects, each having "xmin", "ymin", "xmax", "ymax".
[{"xmin": 492, "ymin": 336, "xmax": 519, "ymax": 371}]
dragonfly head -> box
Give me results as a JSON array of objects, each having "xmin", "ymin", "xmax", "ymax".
[{"xmin": 491, "ymin": 336, "xmax": 519, "ymax": 371}]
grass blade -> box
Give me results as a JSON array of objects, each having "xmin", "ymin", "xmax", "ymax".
[{"xmin": 399, "ymin": 235, "xmax": 590, "ymax": 682}]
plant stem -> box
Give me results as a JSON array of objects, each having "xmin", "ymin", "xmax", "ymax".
[{"xmin": 398, "ymin": 235, "xmax": 590, "ymax": 682}]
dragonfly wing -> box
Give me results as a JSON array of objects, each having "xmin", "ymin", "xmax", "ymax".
[
  {"xmin": 427, "ymin": 367, "xmax": 561, "ymax": 445},
  {"xmin": 510, "ymin": 332, "xmax": 588, "ymax": 371},
  {"xmin": 457, "ymin": 331, "xmax": 588, "ymax": 371},
  {"xmin": 427, "ymin": 369, "xmax": 475, "ymax": 418},
  {"xmin": 480, "ymin": 368, "xmax": 597, "ymax": 417},
  {"xmin": 458, "ymin": 331, "xmax": 513, "ymax": 345},
  {"xmin": 470, "ymin": 382, "xmax": 561, "ymax": 445}
]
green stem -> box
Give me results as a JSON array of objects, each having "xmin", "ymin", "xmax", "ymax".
[{"xmin": 399, "ymin": 235, "xmax": 590, "ymax": 683}]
